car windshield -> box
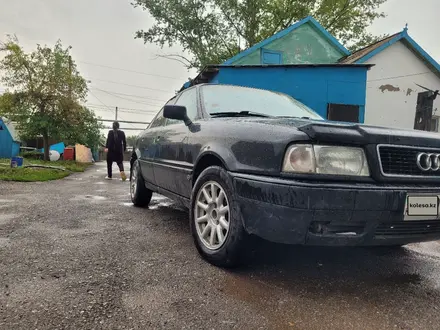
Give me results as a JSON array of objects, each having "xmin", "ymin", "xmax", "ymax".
[{"xmin": 201, "ymin": 85, "xmax": 323, "ymax": 120}]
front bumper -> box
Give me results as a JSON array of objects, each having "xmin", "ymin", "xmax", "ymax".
[{"xmin": 231, "ymin": 173, "xmax": 440, "ymax": 246}]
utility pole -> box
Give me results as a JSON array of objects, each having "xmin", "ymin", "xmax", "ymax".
[
  {"xmin": 68, "ymin": 55, "xmax": 73, "ymax": 102},
  {"xmin": 115, "ymin": 106, "xmax": 118, "ymax": 121}
]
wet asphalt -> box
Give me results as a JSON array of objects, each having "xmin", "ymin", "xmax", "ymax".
[{"xmin": 1, "ymin": 162, "xmax": 440, "ymax": 330}]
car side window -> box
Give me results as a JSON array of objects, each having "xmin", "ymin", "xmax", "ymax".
[
  {"xmin": 149, "ymin": 98, "xmax": 176, "ymax": 129},
  {"xmin": 166, "ymin": 88, "xmax": 198, "ymax": 126},
  {"xmin": 149, "ymin": 109, "xmax": 166, "ymax": 128}
]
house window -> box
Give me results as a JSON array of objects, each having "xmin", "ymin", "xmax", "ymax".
[
  {"xmin": 327, "ymin": 103, "xmax": 360, "ymax": 123},
  {"xmin": 261, "ymin": 49, "xmax": 283, "ymax": 65},
  {"xmin": 430, "ymin": 116, "xmax": 439, "ymax": 132}
]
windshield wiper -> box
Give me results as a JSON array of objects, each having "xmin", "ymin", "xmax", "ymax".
[
  {"xmin": 276, "ymin": 116, "xmax": 313, "ymax": 120},
  {"xmin": 209, "ymin": 111, "xmax": 271, "ymax": 118}
]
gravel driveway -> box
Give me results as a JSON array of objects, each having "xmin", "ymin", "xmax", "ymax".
[{"xmin": 1, "ymin": 162, "xmax": 440, "ymax": 330}]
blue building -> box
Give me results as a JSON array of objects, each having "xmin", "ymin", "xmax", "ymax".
[
  {"xmin": 185, "ymin": 64, "xmax": 372, "ymax": 123},
  {"xmin": 0, "ymin": 117, "xmax": 20, "ymax": 158},
  {"xmin": 181, "ymin": 16, "xmax": 373, "ymax": 123}
]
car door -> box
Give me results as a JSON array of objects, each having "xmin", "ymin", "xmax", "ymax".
[
  {"xmin": 138, "ymin": 98, "xmax": 176, "ymax": 186},
  {"xmin": 153, "ymin": 87, "xmax": 200, "ymax": 197}
]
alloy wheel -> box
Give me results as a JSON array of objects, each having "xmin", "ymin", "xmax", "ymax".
[
  {"xmin": 194, "ymin": 181, "xmax": 230, "ymax": 250},
  {"xmin": 130, "ymin": 164, "xmax": 138, "ymax": 199}
]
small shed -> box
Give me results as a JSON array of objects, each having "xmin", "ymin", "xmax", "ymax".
[
  {"xmin": 181, "ymin": 16, "xmax": 373, "ymax": 123},
  {"xmin": 0, "ymin": 117, "xmax": 20, "ymax": 158},
  {"xmin": 185, "ymin": 64, "xmax": 373, "ymax": 123}
]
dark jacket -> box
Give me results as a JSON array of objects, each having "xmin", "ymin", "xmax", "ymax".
[{"xmin": 105, "ymin": 129, "xmax": 126, "ymax": 155}]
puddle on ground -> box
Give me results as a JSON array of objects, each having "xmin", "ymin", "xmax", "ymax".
[
  {"xmin": 151, "ymin": 195, "xmax": 168, "ymax": 202},
  {"xmin": 149, "ymin": 202, "xmax": 174, "ymax": 210},
  {"xmin": 95, "ymin": 182, "xmax": 106, "ymax": 185},
  {"xmin": 408, "ymin": 242, "xmax": 440, "ymax": 259},
  {"xmin": 0, "ymin": 214, "xmax": 19, "ymax": 225},
  {"xmin": 70, "ymin": 195, "xmax": 108, "ymax": 202},
  {"xmin": 0, "ymin": 199, "xmax": 15, "ymax": 203},
  {"xmin": 86, "ymin": 195, "xmax": 107, "ymax": 200},
  {"xmin": 96, "ymin": 189, "xmax": 106, "ymax": 193},
  {"xmin": 147, "ymin": 195, "xmax": 175, "ymax": 210},
  {"xmin": 0, "ymin": 237, "xmax": 10, "ymax": 247},
  {"xmin": 120, "ymin": 195, "xmax": 173, "ymax": 209}
]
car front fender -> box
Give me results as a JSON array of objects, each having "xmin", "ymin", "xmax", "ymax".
[{"xmin": 194, "ymin": 142, "xmax": 238, "ymax": 172}]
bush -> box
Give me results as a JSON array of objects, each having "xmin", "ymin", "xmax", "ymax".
[{"xmin": 20, "ymin": 150, "xmax": 44, "ymax": 160}]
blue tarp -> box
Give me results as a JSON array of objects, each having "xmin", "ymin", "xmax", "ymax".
[{"xmin": 40, "ymin": 142, "xmax": 66, "ymax": 154}]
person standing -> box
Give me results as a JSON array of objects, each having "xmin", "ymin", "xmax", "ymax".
[{"xmin": 105, "ymin": 121, "xmax": 127, "ymax": 181}]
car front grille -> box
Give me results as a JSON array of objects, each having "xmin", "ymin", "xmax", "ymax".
[
  {"xmin": 378, "ymin": 145, "xmax": 440, "ymax": 178},
  {"xmin": 375, "ymin": 220, "xmax": 440, "ymax": 237}
]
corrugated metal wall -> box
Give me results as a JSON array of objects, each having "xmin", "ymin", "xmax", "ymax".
[
  {"xmin": 209, "ymin": 65, "xmax": 368, "ymax": 123},
  {"xmin": 0, "ymin": 119, "xmax": 14, "ymax": 158}
]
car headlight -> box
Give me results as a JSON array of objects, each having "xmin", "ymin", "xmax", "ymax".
[{"xmin": 282, "ymin": 144, "xmax": 370, "ymax": 176}]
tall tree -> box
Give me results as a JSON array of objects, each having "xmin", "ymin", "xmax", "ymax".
[
  {"xmin": 0, "ymin": 38, "xmax": 88, "ymax": 160},
  {"xmin": 133, "ymin": 0, "xmax": 387, "ymax": 69},
  {"xmin": 61, "ymin": 106, "xmax": 105, "ymax": 150},
  {"xmin": 126, "ymin": 135, "xmax": 139, "ymax": 148}
]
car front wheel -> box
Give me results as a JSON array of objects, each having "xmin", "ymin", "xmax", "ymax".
[
  {"xmin": 190, "ymin": 166, "xmax": 247, "ymax": 268},
  {"xmin": 130, "ymin": 160, "xmax": 152, "ymax": 207}
]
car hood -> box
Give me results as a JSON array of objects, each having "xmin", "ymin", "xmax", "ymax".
[{"xmin": 226, "ymin": 117, "xmax": 440, "ymax": 147}]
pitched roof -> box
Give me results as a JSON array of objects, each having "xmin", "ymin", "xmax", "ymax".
[
  {"xmin": 339, "ymin": 33, "xmax": 400, "ymax": 64},
  {"xmin": 223, "ymin": 16, "xmax": 350, "ymax": 65},
  {"xmin": 339, "ymin": 29, "xmax": 440, "ymax": 77},
  {"xmin": 0, "ymin": 117, "xmax": 19, "ymax": 141}
]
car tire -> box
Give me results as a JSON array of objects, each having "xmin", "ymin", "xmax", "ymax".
[
  {"xmin": 189, "ymin": 166, "xmax": 247, "ymax": 268},
  {"xmin": 130, "ymin": 160, "xmax": 152, "ymax": 207}
]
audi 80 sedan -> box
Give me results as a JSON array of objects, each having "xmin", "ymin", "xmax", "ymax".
[{"xmin": 130, "ymin": 84, "xmax": 440, "ymax": 267}]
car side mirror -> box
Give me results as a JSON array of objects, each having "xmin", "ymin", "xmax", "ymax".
[{"xmin": 164, "ymin": 105, "xmax": 192, "ymax": 126}]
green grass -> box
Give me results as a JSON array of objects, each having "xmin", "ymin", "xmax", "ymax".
[
  {"xmin": 0, "ymin": 167, "xmax": 71, "ymax": 182},
  {"xmin": 0, "ymin": 159, "xmax": 92, "ymax": 182}
]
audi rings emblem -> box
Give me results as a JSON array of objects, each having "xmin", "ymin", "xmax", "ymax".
[{"xmin": 416, "ymin": 153, "xmax": 440, "ymax": 171}]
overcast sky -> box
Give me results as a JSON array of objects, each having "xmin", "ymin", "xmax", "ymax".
[{"xmin": 0, "ymin": 0, "xmax": 439, "ymax": 135}]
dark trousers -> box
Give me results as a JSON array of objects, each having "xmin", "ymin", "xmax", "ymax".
[{"xmin": 106, "ymin": 153, "xmax": 124, "ymax": 178}]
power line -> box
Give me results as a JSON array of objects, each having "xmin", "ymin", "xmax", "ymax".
[
  {"xmin": 87, "ymin": 104, "xmax": 158, "ymax": 112},
  {"xmin": 106, "ymin": 108, "xmax": 157, "ymax": 115},
  {"xmin": 88, "ymin": 90, "xmax": 137, "ymax": 129},
  {"xmin": 90, "ymin": 88, "xmax": 167, "ymax": 103},
  {"xmin": 86, "ymin": 77, "xmax": 174, "ymax": 93},
  {"xmin": 90, "ymin": 108, "xmax": 157, "ymax": 116},
  {"xmin": 118, "ymin": 109, "xmax": 157, "ymax": 115},
  {"xmin": 88, "ymin": 90, "xmax": 113, "ymax": 112},
  {"xmin": 367, "ymin": 71, "xmax": 432, "ymax": 82},
  {"xmin": 90, "ymin": 89, "xmax": 165, "ymax": 106},
  {"xmin": 80, "ymin": 61, "xmax": 183, "ymax": 81}
]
